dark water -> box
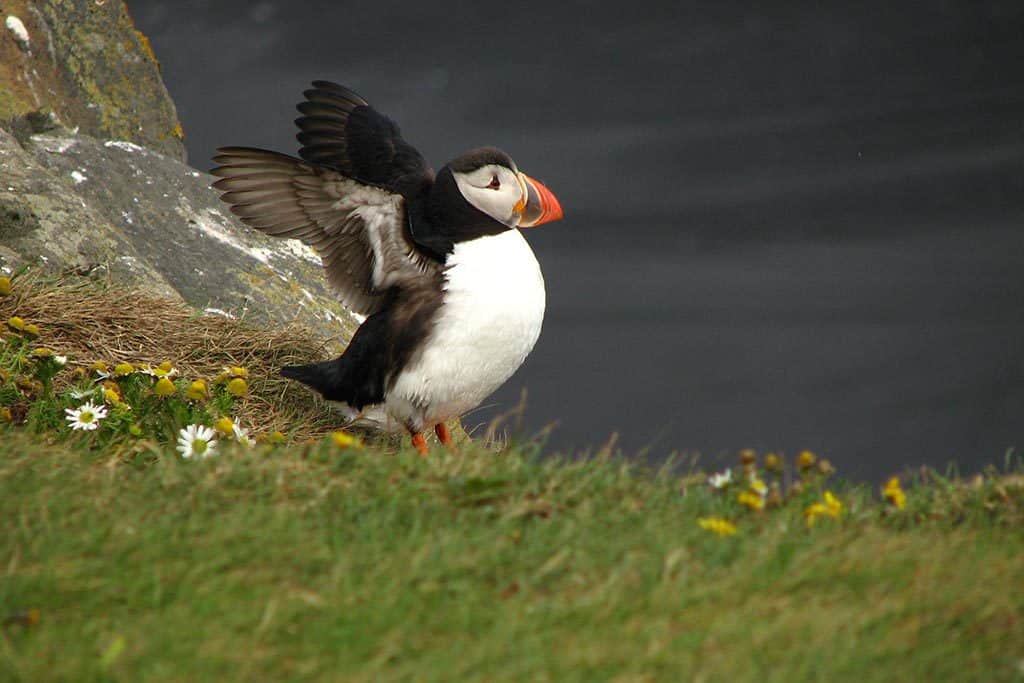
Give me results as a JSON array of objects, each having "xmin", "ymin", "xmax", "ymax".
[{"xmin": 129, "ymin": 1, "xmax": 1024, "ymax": 479}]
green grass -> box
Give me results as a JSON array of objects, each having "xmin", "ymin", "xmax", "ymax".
[
  {"xmin": 0, "ymin": 275, "xmax": 1022, "ymax": 681},
  {"xmin": 2, "ymin": 433, "xmax": 1022, "ymax": 682}
]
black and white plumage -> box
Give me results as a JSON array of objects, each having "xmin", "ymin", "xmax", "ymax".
[{"xmin": 211, "ymin": 81, "xmax": 563, "ymax": 452}]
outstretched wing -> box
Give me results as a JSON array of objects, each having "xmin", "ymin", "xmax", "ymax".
[
  {"xmin": 211, "ymin": 147, "xmax": 436, "ymax": 317},
  {"xmin": 295, "ymin": 81, "xmax": 431, "ymax": 200}
]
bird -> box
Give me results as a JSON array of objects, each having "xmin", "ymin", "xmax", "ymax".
[{"xmin": 211, "ymin": 81, "xmax": 562, "ymax": 455}]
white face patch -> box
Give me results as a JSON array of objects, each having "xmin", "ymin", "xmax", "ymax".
[{"xmin": 452, "ymin": 164, "xmax": 526, "ymax": 227}]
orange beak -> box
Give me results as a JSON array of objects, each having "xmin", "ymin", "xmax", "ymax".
[{"xmin": 517, "ymin": 173, "xmax": 563, "ymax": 227}]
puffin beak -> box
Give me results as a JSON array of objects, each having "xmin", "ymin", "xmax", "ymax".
[{"xmin": 516, "ymin": 173, "xmax": 563, "ymax": 227}]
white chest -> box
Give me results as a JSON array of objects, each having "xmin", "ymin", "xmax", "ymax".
[{"xmin": 389, "ymin": 229, "xmax": 546, "ymax": 426}]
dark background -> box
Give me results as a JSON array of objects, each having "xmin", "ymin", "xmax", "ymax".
[{"xmin": 128, "ymin": 0, "xmax": 1024, "ymax": 479}]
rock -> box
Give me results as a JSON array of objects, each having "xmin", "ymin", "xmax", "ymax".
[
  {"xmin": 0, "ymin": 125, "xmax": 360, "ymax": 345},
  {"xmin": 1, "ymin": 0, "xmax": 185, "ymax": 161}
]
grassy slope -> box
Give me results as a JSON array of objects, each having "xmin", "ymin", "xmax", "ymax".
[
  {"xmin": 2, "ymin": 434, "xmax": 1022, "ymax": 682},
  {"xmin": 0, "ymin": 276, "xmax": 1021, "ymax": 681}
]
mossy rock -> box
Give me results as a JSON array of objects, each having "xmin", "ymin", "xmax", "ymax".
[{"xmin": 0, "ymin": 0, "xmax": 184, "ymax": 160}]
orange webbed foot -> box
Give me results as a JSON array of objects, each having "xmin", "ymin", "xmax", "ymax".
[{"xmin": 411, "ymin": 433, "xmax": 429, "ymax": 456}]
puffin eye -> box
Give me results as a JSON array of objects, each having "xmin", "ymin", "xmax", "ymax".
[{"xmin": 486, "ymin": 174, "xmax": 501, "ymax": 189}]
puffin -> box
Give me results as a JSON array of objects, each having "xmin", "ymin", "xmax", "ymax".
[{"xmin": 211, "ymin": 81, "xmax": 563, "ymax": 454}]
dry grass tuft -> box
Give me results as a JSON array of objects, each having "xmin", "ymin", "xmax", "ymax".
[{"xmin": 0, "ymin": 273, "xmax": 348, "ymax": 440}]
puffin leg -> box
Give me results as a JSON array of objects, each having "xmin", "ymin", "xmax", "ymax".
[
  {"xmin": 411, "ymin": 433, "xmax": 429, "ymax": 456},
  {"xmin": 434, "ymin": 423, "xmax": 452, "ymax": 447}
]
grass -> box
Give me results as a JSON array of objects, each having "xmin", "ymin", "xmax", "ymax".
[{"xmin": 1, "ymin": 274, "xmax": 1023, "ymax": 681}]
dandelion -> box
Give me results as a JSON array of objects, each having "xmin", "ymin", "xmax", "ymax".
[
  {"xmin": 225, "ymin": 377, "xmax": 248, "ymax": 397},
  {"xmin": 738, "ymin": 490, "xmax": 765, "ymax": 511},
  {"xmin": 764, "ymin": 453, "xmax": 782, "ymax": 473},
  {"xmin": 707, "ymin": 468, "xmax": 732, "ymax": 490},
  {"xmin": 797, "ymin": 450, "xmax": 817, "ymax": 471},
  {"xmin": 31, "ymin": 347, "xmax": 53, "ymax": 359},
  {"xmin": 804, "ymin": 490, "xmax": 843, "ymax": 527},
  {"xmin": 64, "ymin": 401, "xmax": 108, "ymax": 431},
  {"xmin": 739, "ymin": 449, "xmax": 757, "ymax": 466},
  {"xmin": 153, "ymin": 377, "xmax": 176, "ymax": 397},
  {"xmin": 128, "ymin": 424, "xmax": 144, "ymax": 437},
  {"xmin": 883, "ymin": 476, "xmax": 906, "ymax": 510},
  {"xmin": 698, "ymin": 517, "xmax": 738, "ymax": 537},
  {"xmin": 176, "ymin": 424, "xmax": 217, "ymax": 458},
  {"xmin": 22, "ymin": 323, "xmax": 39, "ymax": 337},
  {"xmin": 0, "ymin": 276, "xmax": 11, "ymax": 296},
  {"xmin": 6, "ymin": 316, "xmax": 25, "ymax": 331},
  {"xmin": 817, "ymin": 459, "xmax": 835, "ymax": 476},
  {"xmin": 89, "ymin": 361, "xmax": 110, "ymax": 375},
  {"xmin": 185, "ymin": 379, "xmax": 208, "ymax": 401},
  {"xmin": 1, "ymin": 407, "xmax": 12, "ymax": 423},
  {"xmin": 330, "ymin": 431, "xmax": 362, "ymax": 449}
]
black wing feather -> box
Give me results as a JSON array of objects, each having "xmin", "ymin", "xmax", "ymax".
[{"xmin": 295, "ymin": 81, "xmax": 432, "ymax": 199}]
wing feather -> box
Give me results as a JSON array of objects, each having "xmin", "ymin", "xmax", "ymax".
[{"xmin": 212, "ymin": 147, "xmax": 435, "ymax": 317}]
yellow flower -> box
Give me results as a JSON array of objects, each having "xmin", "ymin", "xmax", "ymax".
[
  {"xmin": 213, "ymin": 417, "xmax": 236, "ymax": 437},
  {"xmin": 128, "ymin": 424, "xmax": 144, "ymax": 437},
  {"xmin": 89, "ymin": 361, "xmax": 109, "ymax": 374},
  {"xmin": 738, "ymin": 490, "xmax": 765, "ymax": 511},
  {"xmin": 0, "ymin": 276, "xmax": 11, "ymax": 296},
  {"xmin": 739, "ymin": 449, "xmax": 757, "ymax": 466},
  {"xmin": 698, "ymin": 517, "xmax": 738, "ymax": 537},
  {"xmin": 260, "ymin": 430, "xmax": 286, "ymax": 445},
  {"xmin": 185, "ymin": 379, "xmax": 208, "ymax": 401},
  {"xmin": 749, "ymin": 477, "xmax": 768, "ymax": 497},
  {"xmin": 22, "ymin": 323, "xmax": 39, "ymax": 337},
  {"xmin": 804, "ymin": 490, "xmax": 843, "ymax": 527},
  {"xmin": 225, "ymin": 377, "xmax": 248, "ymax": 397},
  {"xmin": 1, "ymin": 406, "xmax": 12, "ymax": 423},
  {"xmin": 330, "ymin": 431, "xmax": 362, "ymax": 449},
  {"xmin": 113, "ymin": 363, "xmax": 135, "ymax": 377},
  {"xmin": 6, "ymin": 316, "xmax": 25, "ymax": 331},
  {"xmin": 31, "ymin": 347, "xmax": 54, "ymax": 359},
  {"xmin": 153, "ymin": 377, "xmax": 176, "ymax": 397},
  {"xmin": 817, "ymin": 459, "xmax": 836, "ymax": 476},
  {"xmin": 797, "ymin": 450, "xmax": 817, "ymax": 471},
  {"xmin": 882, "ymin": 477, "xmax": 906, "ymax": 510},
  {"xmin": 102, "ymin": 387, "xmax": 128, "ymax": 409},
  {"xmin": 764, "ymin": 453, "xmax": 782, "ymax": 473},
  {"xmin": 216, "ymin": 366, "xmax": 249, "ymax": 383}
]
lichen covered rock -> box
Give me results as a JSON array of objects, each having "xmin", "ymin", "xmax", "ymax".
[
  {"xmin": 0, "ymin": 125, "xmax": 359, "ymax": 346},
  {"xmin": 1, "ymin": 0, "xmax": 184, "ymax": 160}
]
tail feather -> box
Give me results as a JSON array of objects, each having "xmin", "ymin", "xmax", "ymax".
[{"xmin": 280, "ymin": 359, "xmax": 345, "ymax": 401}]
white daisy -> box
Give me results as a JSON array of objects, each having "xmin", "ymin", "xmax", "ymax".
[
  {"xmin": 64, "ymin": 401, "xmax": 108, "ymax": 431},
  {"xmin": 233, "ymin": 423, "xmax": 256, "ymax": 447},
  {"xmin": 54, "ymin": 355, "xmax": 67, "ymax": 366},
  {"xmin": 176, "ymin": 424, "xmax": 217, "ymax": 459},
  {"xmin": 141, "ymin": 362, "xmax": 178, "ymax": 379},
  {"xmin": 707, "ymin": 468, "xmax": 733, "ymax": 490}
]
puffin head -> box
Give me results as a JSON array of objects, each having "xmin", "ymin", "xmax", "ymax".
[{"xmin": 429, "ymin": 147, "xmax": 563, "ymax": 242}]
